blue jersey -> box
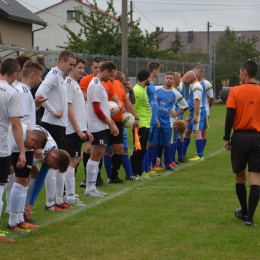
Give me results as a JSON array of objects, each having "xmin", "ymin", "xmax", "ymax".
[
  {"xmin": 188, "ymin": 81, "xmax": 205, "ymax": 111},
  {"xmin": 147, "ymin": 82, "xmax": 158, "ymax": 125},
  {"xmin": 156, "ymin": 88, "xmax": 177, "ymax": 128}
]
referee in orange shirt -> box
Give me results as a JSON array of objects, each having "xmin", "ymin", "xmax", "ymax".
[{"xmin": 224, "ymin": 60, "xmax": 260, "ymax": 227}]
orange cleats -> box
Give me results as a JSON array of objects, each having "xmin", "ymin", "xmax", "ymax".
[
  {"xmin": 19, "ymin": 221, "xmax": 39, "ymax": 229},
  {"xmin": 0, "ymin": 236, "xmax": 14, "ymax": 243},
  {"xmin": 44, "ymin": 204, "xmax": 64, "ymax": 211},
  {"xmin": 170, "ymin": 162, "xmax": 179, "ymax": 167},
  {"xmin": 152, "ymin": 166, "xmax": 164, "ymax": 171},
  {"xmin": 7, "ymin": 224, "xmax": 30, "ymax": 232},
  {"xmin": 58, "ymin": 202, "xmax": 74, "ymax": 209}
]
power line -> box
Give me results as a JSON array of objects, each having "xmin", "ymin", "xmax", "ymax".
[{"xmin": 133, "ymin": 5, "xmax": 157, "ymax": 28}]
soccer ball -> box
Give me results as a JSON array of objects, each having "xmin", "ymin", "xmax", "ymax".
[
  {"xmin": 109, "ymin": 101, "xmax": 118, "ymax": 109},
  {"xmin": 121, "ymin": 112, "xmax": 135, "ymax": 128}
]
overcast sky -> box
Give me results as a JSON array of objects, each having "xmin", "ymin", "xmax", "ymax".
[{"xmin": 17, "ymin": 0, "xmax": 260, "ymax": 33}]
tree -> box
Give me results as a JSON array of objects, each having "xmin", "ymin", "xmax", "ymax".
[
  {"xmin": 58, "ymin": 0, "xmax": 174, "ymax": 59},
  {"xmin": 228, "ymin": 72, "xmax": 240, "ymax": 86},
  {"xmin": 215, "ymin": 27, "xmax": 260, "ymax": 79},
  {"xmin": 171, "ymin": 28, "xmax": 185, "ymax": 54},
  {"xmin": 214, "ymin": 76, "xmax": 223, "ymax": 98}
]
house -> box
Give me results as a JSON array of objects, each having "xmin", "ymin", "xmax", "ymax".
[
  {"xmin": 158, "ymin": 30, "xmax": 260, "ymax": 53},
  {"xmin": 0, "ymin": 0, "xmax": 47, "ymax": 47},
  {"xmin": 33, "ymin": 0, "xmax": 118, "ymax": 51}
]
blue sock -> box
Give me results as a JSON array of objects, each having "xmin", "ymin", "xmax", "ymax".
[
  {"xmin": 104, "ymin": 154, "xmax": 112, "ymax": 178},
  {"xmin": 122, "ymin": 155, "xmax": 133, "ymax": 177},
  {"xmin": 148, "ymin": 146, "xmax": 156, "ymax": 170},
  {"xmin": 177, "ymin": 139, "xmax": 183, "ymax": 161},
  {"xmin": 170, "ymin": 143, "xmax": 177, "ymax": 163},
  {"xmin": 164, "ymin": 146, "xmax": 171, "ymax": 168},
  {"xmin": 152, "ymin": 145, "xmax": 158, "ymax": 168},
  {"xmin": 196, "ymin": 139, "xmax": 204, "ymax": 158},
  {"xmin": 182, "ymin": 138, "xmax": 190, "ymax": 157},
  {"xmin": 203, "ymin": 139, "xmax": 207, "ymax": 151}
]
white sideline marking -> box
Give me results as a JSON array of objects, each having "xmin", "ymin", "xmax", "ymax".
[{"xmin": 11, "ymin": 148, "xmax": 226, "ymax": 237}]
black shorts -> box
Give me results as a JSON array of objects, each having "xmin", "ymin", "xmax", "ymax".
[
  {"xmin": 0, "ymin": 156, "xmax": 11, "ymax": 183},
  {"xmin": 65, "ymin": 132, "xmax": 82, "ymax": 158},
  {"xmin": 42, "ymin": 122, "xmax": 66, "ymax": 149},
  {"xmin": 91, "ymin": 129, "xmax": 110, "ymax": 146},
  {"xmin": 12, "ymin": 151, "xmax": 34, "ymax": 178},
  {"xmin": 231, "ymin": 130, "xmax": 260, "ymax": 173},
  {"xmin": 108, "ymin": 121, "xmax": 123, "ymax": 145}
]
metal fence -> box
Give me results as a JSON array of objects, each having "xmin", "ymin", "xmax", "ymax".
[{"xmin": 0, "ymin": 44, "xmax": 210, "ymax": 83}]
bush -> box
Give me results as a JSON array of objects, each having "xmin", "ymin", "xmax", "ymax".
[
  {"xmin": 215, "ymin": 76, "xmax": 223, "ymax": 97},
  {"xmin": 229, "ymin": 72, "xmax": 240, "ymax": 87}
]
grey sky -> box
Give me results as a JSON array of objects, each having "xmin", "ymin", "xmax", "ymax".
[{"xmin": 17, "ymin": 0, "xmax": 260, "ymax": 33}]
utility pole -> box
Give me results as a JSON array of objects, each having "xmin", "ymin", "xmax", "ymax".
[
  {"xmin": 207, "ymin": 21, "xmax": 210, "ymax": 58},
  {"xmin": 122, "ymin": 0, "xmax": 128, "ymax": 76},
  {"xmin": 130, "ymin": 1, "xmax": 133, "ymax": 33}
]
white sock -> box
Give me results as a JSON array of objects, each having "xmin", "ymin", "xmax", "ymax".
[
  {"xmin": 5, "ymin": 173, "xmax": 14, "ymax": 212},
  {"xmin": 45, "ymin": 169, "xmax": 56, "ymax": 207},
  {"xmin": 25, "ymin": 178, "xmax": 35, "ymax": 207},
  {"xmin": 17, "ymin": 186, "xmax": 28, "ymax": 223},
  {"xmin": 0, "ymin": 186, "xmax": 4, "ymax": 218},
  {"xmin": 8, "ymin": 182, "xmax": 26, "ymax": 227},
  {"xmin": 85, "ymin": 159, "xmax": 99, "ymax": 193},
  {"xmin": 55, "ymin": 171, "xmax": 64, "ymax": 205},
  {"xmin": 93, "ymin": 164, "xmax": 100, "ymax": 191},
  {"xmin": 64, "ymin": 166, "xmax": 75, "ymax": 203}
]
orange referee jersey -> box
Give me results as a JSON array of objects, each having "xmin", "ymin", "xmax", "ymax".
[
  {"xmin": 226, "ymin": 83, "xmax": 260, "ymax": 132},
  {"xmin": 79, "ymin": 74, "xmax": 93, "ymax": 93}
]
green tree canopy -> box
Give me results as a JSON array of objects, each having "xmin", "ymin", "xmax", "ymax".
[
  {"xmin": 228, "ymin": 72, "xmax": 240, "ymax": 87},
  {"xmin": 215, "ymin": 27, "xmax": 260, "ymax": 79}
]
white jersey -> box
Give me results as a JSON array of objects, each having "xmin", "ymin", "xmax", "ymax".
[
  {"xmin": 87, "ymin": 77, "xmax": 111, "ymax": 133},
  {"xmin": 33, "ymin": 125, "xmax": 57, "ymax": 164},
  {"xmin": 10, "ymin": 124, "xmax": 27, "ymax": 153},
  {"xmin": 65, "ymin": 77, "xmax": 87, "ymax": 135},
  {"xmin": 15, "ymin": 82, "xmax": 36, "ymax": 129},
  {"xmin": 35, "ymin": 67, "xmax": 68, "ymax": 127},
  {"xmin": 0, "ymin": 80, "xmax": 24, "ymax": 157},
  {"xmin": 11, "ymin": 80, "xmax": 20, "ymax": 89},
  {"xmin": 201, "ymin": 79, "xmax": 214, "ymax": 116}
]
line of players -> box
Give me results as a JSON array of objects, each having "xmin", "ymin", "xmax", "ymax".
[{"xmin": 0, "ymin": 51, "xmax": 213, "ymax": 242}]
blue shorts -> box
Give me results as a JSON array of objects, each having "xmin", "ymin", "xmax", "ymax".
[
  {"xmin": 106, "ymin": 127, "xmax": 128, "ymax": 153},
  {"xmin": 149, "ymin": 123, "xmax": 159, "ymax": 144},
  {"xmin": 187, "ymin": 108, "xmax": 207, "ymax": 131},
  {"xmin": 153, "ymin": 127, "xmax": 172, "ymax": 146}
]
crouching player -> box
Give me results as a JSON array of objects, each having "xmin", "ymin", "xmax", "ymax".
[{"xmin": 24, "ymin": 126, "xmax": 71, "ymax": 221}]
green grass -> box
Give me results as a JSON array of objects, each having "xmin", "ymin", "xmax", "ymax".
[{"xmin": 1, "ymin": 104, "xmax": 260, "ymax": 259}]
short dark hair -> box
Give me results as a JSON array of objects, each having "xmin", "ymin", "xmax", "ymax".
[
  {"xmin": 241, "ymin": 61, "xmax": 257, "ymax": 78},
  {"xmin": 75, "ymin": 56, "xmax": 86, "ymax": 66},
  {"xmin": 32, "ymin": 130, "xmax": 48, "ymax": 149},
  {"xmin": 22, "ymin": 60, "xmax": 45, "ymax": 78},
  {"xmin": 58, "ymin": 50, "xmax": 76, "ymax": 63},
  {"xmin": 0, "ymin": 58, "xmax": 20, "ymax": 76},
  {"xmin": 194, "ymin": 65, "xmax": 204, "ymax": 72},
  {"xmin": 53, "ymin": 149, "xmax": 71, "ymax": 173},
  {"xmin": 100, "ymin": 61, "xmax": 117, "ymax": 73},
  {"xmin": 147, "ymin": 61, "xmax": 160, "ymax": 73},
  {"xmin": 36, "ymin": 54, "xmax": 45, "ymax": 64},
  {"xmin": 15, "ymin": 54, "xmax": 31, "ymax": 70},
  {"xmin": 91, "ymin": 57, "xmax": 103, "ymax": 66},
  {"xmin": 116, "ymin": 71, "xmax": 125, "ymax": 83},
  {"xmin": 166, "ymin": 71, "xmax": 174, "ymax": 76}
]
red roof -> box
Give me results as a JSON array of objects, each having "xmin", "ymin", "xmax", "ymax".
[{"xmin": 35, "ymin": 0, "xmax": 118, "ymax": 20}]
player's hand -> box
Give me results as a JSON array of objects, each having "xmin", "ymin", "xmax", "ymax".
[
  {"xmin": 169, "ymin": 110, "xmax": 176, "ymax": 117},
  {"xmin": 16, "ymin": 152, "xmax": 26, "ymax": 169},
  {"xmin": 34, "ymin": 149, "xmax": 43, "ymax": 158},
  {"xmin": 86, "ymin": 131, "xmax": 94, "ymax": 142},
  {"xmin": 111, "ymin": 107, "xmax": 120, "ymax": 116},
  {"xmin": 24, "ymin": 204, "xmax": 33, "ymax": 219},
  {"xmin": 156, "ymin": 119, "xmax": 160, "ymax": 128},
  {"xmin": 224, "ymin": 140, "xmax": 231, "ymax": 151},
  {"xmin": 186, "ymin": 118, "xmax": 190, "ymax": 124},
  {"xmin": 77, "ymin": 130, "xmax": 86, "ymax": 141},
  {"xmin": 133, "ymin": 119, "xmax": 139, "ymax": 129},
  {"xmin": 110, "ymin": 122, "xmax": 119, "ymax": 136},
  {"xmin": 193, "ymin": 114, "xmax": 198, "ymax": 124},
  {"xmin": 124, "ymin": 81, "xmax": 133, "ymax": 90},
  {"xmin": 34, "ymin": 95, "xmax": 48, "ymax": 107},
  {"xmin": 55, "ymin": 110, "xmax": 63, "ymax": 118}
]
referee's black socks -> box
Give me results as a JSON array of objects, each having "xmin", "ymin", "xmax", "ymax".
[
  {"xmin": 247, "ymin": 185, "xmax": 260, "ymax": 222},
  {"xmin": 236, "ymin": 183, "xmax": 247, "ymax": 215}
]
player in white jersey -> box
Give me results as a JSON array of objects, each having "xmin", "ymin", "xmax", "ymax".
[
  {"xmin": 194, "ymin": 65, "xmax": 214, "ymax": 152},
  {"xmin": 85, "ymin": 61, "xmax": 119, "ymax": 197},
  {"xmin": 0, "ymin": 58, "xmax": 25, "ymax": 242},
  {"xmin": 23, "ymin": 125, "xmax": 71, "ymax": 219},
  {"xmin": 64, "ymin": 57, "xmax": 93, "ymax": 205},
  {"xmin": 7, "ymin": 123, "xmax": 47, "ymax": 232},
  {"xmin": 36, "ymin": 50, "xmax": 76, "ymax": 210}
]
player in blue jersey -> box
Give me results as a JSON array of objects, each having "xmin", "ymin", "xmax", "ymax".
[
  {"xmin": 146, "ymin": 61, "xmax": 161, "ymax": 176},
  {"xmin": 194, "ymin": 65, "xmax": 214, "ymax": 152},
  {"xmin": 152, "ymin": 72, "xmax": 188, "ymax": 171},
  {"xmin": 182, "ymin": 70, "xmax": 207, "ymax": 161}
]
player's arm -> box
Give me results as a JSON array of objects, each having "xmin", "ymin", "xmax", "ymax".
[
  {"xmin": 68, "ymin": 103, "xmax": 86, "ymax": 140},
  {"xmin": 124, "ymin": 82, "xmax": 136, "ymax": 104},
  {"xmin": 124, "ymin": 99, "xmax": 139, "ymax": 129}
]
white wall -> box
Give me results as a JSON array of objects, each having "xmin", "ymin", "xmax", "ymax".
[{"xmin": 33, "ymin": 0, "xmax": 91, "ymax": 50}]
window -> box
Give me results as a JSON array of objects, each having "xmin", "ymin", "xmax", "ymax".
[{"xmin": 67, "ymin": 11, "xmax": 80, "ymax": 22}]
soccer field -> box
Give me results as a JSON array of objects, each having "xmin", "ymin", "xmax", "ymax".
[{"xmin": 1, "ymin": 104, "xmax": 260, "ymax": 259}]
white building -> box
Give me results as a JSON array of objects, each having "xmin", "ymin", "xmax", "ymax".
[{"xmin": 33, "ymin": 0, "xmax": 117, "ymax": 51}]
